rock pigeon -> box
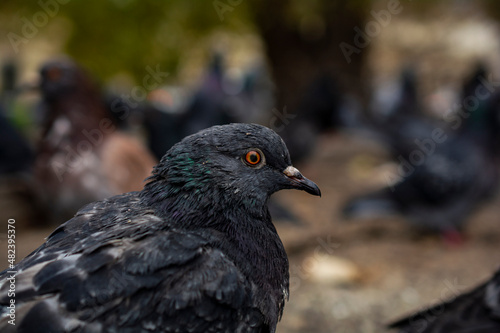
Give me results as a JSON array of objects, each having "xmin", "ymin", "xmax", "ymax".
[
  {"xmin": 34, "ymin": 58, "xmax": 157, "ymax": 224},
  {"xmin": 389, "ymin": 268, "xmax": 500, "ymax": 332},
  {"xmin": 369, "ymin": 66, "xmax": 440, "ymax": 161},
  {"xmin": 343, "ymin": 67, "xmax": 500, "ymax": 239},
  {"xmin": 343, "ymin": 133, "xmax": 496, "ymax": 236},
  {"xmin": 179, "ymin": 53, "xmax": 241, "ymax": 138},
  {"xmin": 0, "ymin": 123, "xmax": 320, "ymax": 332}
]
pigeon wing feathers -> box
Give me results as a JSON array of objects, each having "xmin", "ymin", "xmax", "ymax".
[
  {"xmin": 0, "ymin": 192, "xmax": 269, "ymax": 332},
  {"xmin": 1, "ymin": 226, "xmax": 267, "ymax": 332}
]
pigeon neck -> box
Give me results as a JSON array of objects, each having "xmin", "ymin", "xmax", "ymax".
[
  {"xmin": 140, "ymin": 171, "xmax": 290, "ymax": 323},
  {"xmin": 141, "ymin": 174, "xmax": 270, "ymax": 229},
  {"xmin": 219, "ymin": 213, "xmax": 289, "ymax": 328}
]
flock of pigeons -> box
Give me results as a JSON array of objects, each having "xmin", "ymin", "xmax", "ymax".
[
  {"xmin": 0, "ymin": 57, "xmax": 499, "ymax": 332},
  {"xmin": 345, "ymin": 65, "xmax": 500, "ymax": 244}
]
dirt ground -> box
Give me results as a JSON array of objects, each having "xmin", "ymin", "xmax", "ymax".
[{"xmin": 1, "ymin": 131, "xmax": 500, "ymax": 333}]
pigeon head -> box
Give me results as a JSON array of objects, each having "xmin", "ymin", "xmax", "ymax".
[
  {"xmin": 142, "ymin": 123, "xmax": 320, "ymax": 225},
  {"xmin": 38, "ymin": 59, "xmax": 110, "ymax": 131},
  {"xmin": 39, "ymin": 59, "xmax": 98, "ymax": 103}
]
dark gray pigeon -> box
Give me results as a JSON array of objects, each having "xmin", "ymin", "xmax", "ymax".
[
  {"xmin": 342, "ymin": 133, "xmax": 497, "ymax": 239},
  {"xmin": 389, "ymin": 268, "xmax": 500, "ymax": 332},
  {"xmin": 343, "ymin": 66, "xmax": 500, "ymax": 242},
  {"xmin": 0, "ymin": 123, "xmax": 320, "ymax": 333}
]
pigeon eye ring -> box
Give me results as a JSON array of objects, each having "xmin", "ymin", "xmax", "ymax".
[{"xmin": 243, "ymin": 149, "xmax": 265, "ymax": 167}]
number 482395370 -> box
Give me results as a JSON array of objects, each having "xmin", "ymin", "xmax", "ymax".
[{"xmin": 7, "ymin": 219, "xmax": 15, "ymax": 268}]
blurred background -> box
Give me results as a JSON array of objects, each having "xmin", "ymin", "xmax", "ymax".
[{"xmin": 2, "ymin": 0, "xmax": 500, "ymax": 332}]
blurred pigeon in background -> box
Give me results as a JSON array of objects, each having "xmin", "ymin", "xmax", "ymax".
[
  {"xmin": 179, "ymin": 53, "xmax": 241, "ymax": 137},
  {"xmin": 103, "ymin": 90, "xmax": 184, "ymax": 162},
  {"xmin": 368, "ymin": 66, "xmax": 441, "ymax": 160},
  {"xmin": 343, "ymin": 66, "xmax": 500, "ymax": 242},
  {"xmin": 34, "ymin": 59, "xmax": 157, "ymax": 224}
]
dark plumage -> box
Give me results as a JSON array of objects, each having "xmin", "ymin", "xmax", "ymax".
[
  {"xmin": 0, "ymin": 123, "xmax": 320, "ymax": 332},
  {"xmin": 389, "ymin": 269, "xmax": 500, "ymax": 332}
]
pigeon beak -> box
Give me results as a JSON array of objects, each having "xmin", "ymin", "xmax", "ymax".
[{"xmin": 283, "ymin": 166, "xmax": 321, "ymax": 197}]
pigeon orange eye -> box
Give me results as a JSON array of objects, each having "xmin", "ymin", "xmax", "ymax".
[{"xmin": 244, "ymin": 150, "xmax": 262, "ymax": 166}]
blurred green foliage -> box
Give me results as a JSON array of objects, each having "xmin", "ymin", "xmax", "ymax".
[
  {"xmin": 2, "ymin": 0, "xmax": 492, "ymax": 85},
  {"xmin": 1, "ymin": 0, "xmax": 254, "ymax": 83}
]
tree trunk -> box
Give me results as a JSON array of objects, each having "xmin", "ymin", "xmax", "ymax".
[{"xmin": 250, "ymin": 0, "xmax": 370, "ymax": 111}]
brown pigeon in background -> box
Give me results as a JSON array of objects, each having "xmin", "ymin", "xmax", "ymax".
[{"xmin": 35, "ymin": 58, "xmax": 157, "ymax": 224}]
